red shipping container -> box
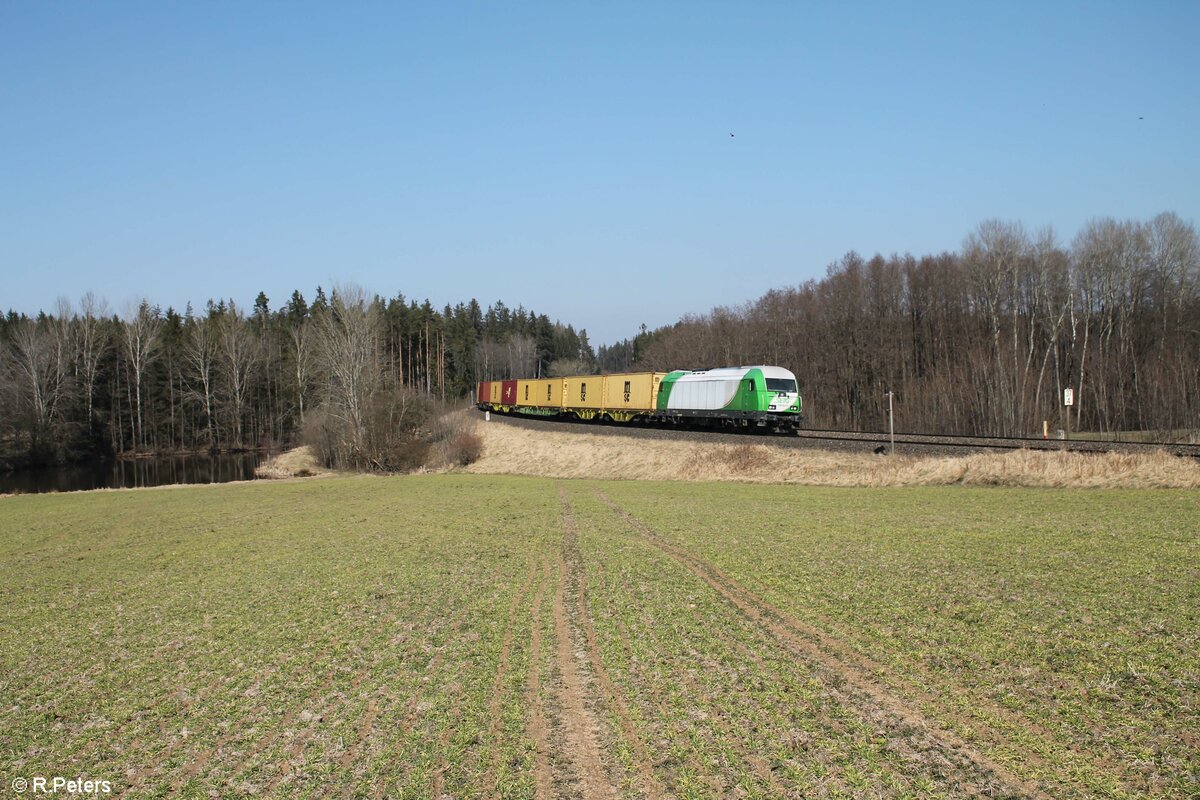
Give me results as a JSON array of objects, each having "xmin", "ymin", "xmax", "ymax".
[{"xmin": 501, "ymin": 380, "xmax": 518, "ymax": 405}]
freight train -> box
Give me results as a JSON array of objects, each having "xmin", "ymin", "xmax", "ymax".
[{"xmin": 476, "ymin": 365, "xmax": 803, "ymax": 433}]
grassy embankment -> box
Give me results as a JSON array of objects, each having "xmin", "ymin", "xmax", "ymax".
[
  {"xmin": 463, "ymin": 414, "xmax": 1200, "ymax": 489},
  {"xmin": 2, "ymin": 474, "xmax": 1196, "ymax": 798}
]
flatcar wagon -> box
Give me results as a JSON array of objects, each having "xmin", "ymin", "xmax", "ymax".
[{"xmin": 476, "ymin": 365, "xmax": 802, "ymax": 433}]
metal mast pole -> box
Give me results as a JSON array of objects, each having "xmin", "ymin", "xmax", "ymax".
[{"xmin": 887, "ymin": 391, "xmax": 895, "ymax": 456}]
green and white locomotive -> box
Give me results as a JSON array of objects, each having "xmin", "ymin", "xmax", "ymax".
[{"xmin": 655, "ymin": 365, "xmax": 802, "ymax": 432}]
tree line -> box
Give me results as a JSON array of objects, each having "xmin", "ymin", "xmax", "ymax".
[
  {"xmin": 5, "ymin": 211, "xmax": 1196, "ymax": 468},
  {"xmin": 0, "ymin": 286, "xmax": 599, "ymax": 468},
  {"xmin": 632, "ymin": 212, "xmax": 1200, "ymax": 438}
]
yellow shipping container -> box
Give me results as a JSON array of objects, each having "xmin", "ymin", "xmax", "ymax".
[
  {"xmin": 602, "ymin": 372, "xmax": 666, "ymax": 413},
  {"xmin": 562, "ymin": 375, "xmax": 604, "ymax": 411},
  {"xmin": 517, "ymin": 379, "xmax": 563, "ymax": 409},
  {"xmin": 488, "ymin": 382, "xmax": 502, "ymax": 404},
  {"xmin": 559, "ymin": 372, "xmax": 666, "ymax": 418}
]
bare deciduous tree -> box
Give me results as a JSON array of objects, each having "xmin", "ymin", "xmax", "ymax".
[
  {"xmin": 76, "ymin": 292, "xmax": 111, "ymax": 434},
  {"xmin": 288, "ymin": 318, "xmax": 314, "ymax": 425},
  {"xmin": 5, "ymin": 317, "xmax": 69, "ymax": 452},
  {"xmin": 183, "ymin": 312, "xmax": 219, "ymax": 448},
  {"xmin": 312, "ymin": 285, "xmax": 381, "ymax": 466},
  {"xmin": 216, "ymin": 301, "xmax": 259, "ymax": 447},
  {"xmin": 122, "ymin": 300, "xmax": 163, "ymax": 451}
]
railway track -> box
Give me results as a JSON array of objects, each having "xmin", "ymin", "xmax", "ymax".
[
  {"xmin": 484, "ymin": 411, "xmax": 1200, "ymax": 459},
  {"xmin": 795, "ymin": 428, "xmax": 1200, "ymax": 458}
]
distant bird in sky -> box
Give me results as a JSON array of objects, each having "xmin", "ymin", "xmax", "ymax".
[
  {"xmin": 1139, "ymin": 116, "xmax": 1144, "ymax": 120},
  {"xmin": 730, "ymin": 132, "xmax": 735, "ymax": 137}
]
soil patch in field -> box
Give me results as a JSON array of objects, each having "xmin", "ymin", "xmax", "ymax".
[{"xmin": 465, "ymin": 416, "xmax": 1200, "ymax": 488}]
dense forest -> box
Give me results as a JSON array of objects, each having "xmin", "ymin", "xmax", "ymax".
[
  {"xmin": 635, "ymin": 213, "xmax": 1200, "ymax": 438},
  {"xmin": 0, "ymin": 286, "xmax": 606, "ymax": 469},
  {"xmin": 3, "ymin": 212, "xmax": 1197, "ymax": 470}
]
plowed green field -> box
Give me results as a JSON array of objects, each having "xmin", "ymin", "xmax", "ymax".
[{"xmin": 1, "ymin": 476, "xmax": 1196, "ymax": 798}]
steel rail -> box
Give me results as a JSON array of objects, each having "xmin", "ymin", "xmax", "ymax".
[{"xmin": 794, "ymin": 428, "xmax": 1200, "ymax": 457}]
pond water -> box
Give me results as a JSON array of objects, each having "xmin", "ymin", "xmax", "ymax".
[{"xmin": 0, "ymin": 452, "xmax": 269, "ymax": 495}]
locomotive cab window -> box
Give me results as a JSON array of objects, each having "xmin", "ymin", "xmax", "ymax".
[
  {"xmin": 766, "ymin": 378, "xmax": 797, "ymax": 393},
  {"xmin": 747, "ymin": 380, "xmax": 756, "ymax": 391}
]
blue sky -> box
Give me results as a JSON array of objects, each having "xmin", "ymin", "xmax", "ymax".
[{"xmin": 2, "ymin": 1, "xmax": 1197, "ymax": 343}]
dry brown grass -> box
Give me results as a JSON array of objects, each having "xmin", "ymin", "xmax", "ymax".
[
  {"xmin": 255, "ymin": 445, "xmax": 335, "ymax": 480},
  {"xmin": 463, "ymin": 417, "xmax": 1200, "ymax": 489}
]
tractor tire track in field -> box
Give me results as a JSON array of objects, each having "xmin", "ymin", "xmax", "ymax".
[
  {"xmin": 366, "ymin": 590, "xmax": 477, "ymax": 800},
  {"xmin": 595, "ymin": 490, "xmax": 1051, "ymax": 800},
  {"xmin": 432, "ymin": 560, "xmax": 527, "ymax": 799},
  {"xmin": 70, "ymin": 630, "xmax": 306, "ymax": 788},
  {"xmin": 593, "ymin": 555, "xmax": 734, "ymax": 798},
  {"xmin": 557, "ymin": 488, "xmax": 670, "ymax": 800},
  {"xmin": 765, "ymin": 593, "xmax": 1126, "ymax": 791},
  {"xmin": 696, "ymin": 602, "xmax": 930, "ymax": 796},
  {"xmin": 525, "ymin": 554, "xmax": 555, "ymax": 800},
  {"xmin": 479, "ymin": 557, "xmax": 541, "ymax": 799},
  {"xmin": 303, "ymin": 559, "xmax": 499, "ymax": 799},
  {"xmin": 664, "ymin": 527, "xmax": 1123, "ymax": 796},
  {"xmin": 550, "ymin": 493, "xmax": 620, "ymax": 800},
  {"xmin": 238, "ymin": 633, "xmax": 384, "ymax": 796},
  {"xmin": 428, "ymin": 684, "xmax": 465, "ymax": 797},
  {"xmin": 364, "ymin": 564, "xmax": 503, "ymax": 799},
  {"xmin": 185, "ymin": 561, "xmax": 479, "ymax": 796},
  {"xmin": 262, "ymin": 640, "xmax": 390, "ymax": 795},
  {"xmin": 168, "ymin": 603, "xmax": 404, "ymax": 795},
  {"xmin": 43, "ymin": 644, "xmax": 233, "ymax": 783},
  {"xmin": 616, "ymin": 587, "xmax": 806, "ymax": 798},
  {"xmin": 170, "ymin": 657, "xmax": 337, "ymax": 794},
  {"xmin": 589, "ymin": 491, "xmax": 1122, "ymax": 795},
  {"xmin": 73, "ymin": 662, "xmax": 226, "ymax": 789},
  {"xmin": 164, "ymin": 647, "xmax": 317, "ymax": 795},
  {"xmin": 121, "ymin": 656, "xmax": 292, "ymax": 794},
  {"xmin": 601, "ymin": 539, "xmax": 869, "ymax": 797},
  {"xmin": 697, "ymin": 622, "xmax": 836, "ymax": 795}
]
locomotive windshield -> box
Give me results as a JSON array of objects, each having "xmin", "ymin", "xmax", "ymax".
[{"xmin": 765, "ymin": 378, "xmax": 797, "ymax": 393}]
